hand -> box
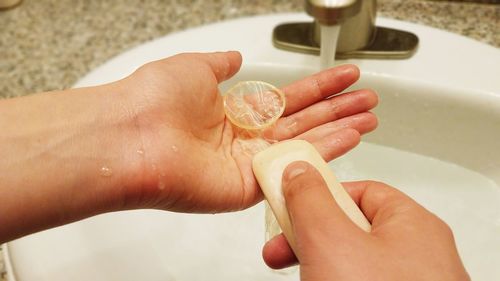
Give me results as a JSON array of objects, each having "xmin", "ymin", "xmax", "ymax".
[
  {"xmin": 262, "ymin": 161, "xmax": 470, "ymax": 281},
  {"xmin": 0, "ymin": 51, "xmax": 377, "ymax": 243},
  {"xmin": 117, "ymin": 51, "xmax": 378, "ymax": 213}
]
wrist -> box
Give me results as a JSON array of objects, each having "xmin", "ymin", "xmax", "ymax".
[
  {"xmin": 60, "ymin": 82, "xmax": 148, "ymax": 214},
  {"xmin": 0, "ymin": 83, "xmax": 145, "ymax": 241}
]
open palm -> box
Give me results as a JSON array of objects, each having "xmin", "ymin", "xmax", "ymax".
[{"xmin": 121, "ymin": 52, "xmax": 377, "ymax": 213}]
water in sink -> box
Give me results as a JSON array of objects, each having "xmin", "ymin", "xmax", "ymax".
[{"xmin": 8, "ymin": 142, "xmax": 499, "ymax": 281}]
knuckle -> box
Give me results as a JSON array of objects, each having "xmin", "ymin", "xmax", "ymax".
[
  {"xmin": 431, "ymin": 214, "xmax": 454, "ymax": 237},
  {"xmin": 362, "ymin": 180, "xmax": 402, "ymax": 202},
  {"xmin": 135, "ymin": 61, "xmax": 157, "ymax": 74},
  {"xmin": 364, "ymin": 180, "xmax": 388, "ymax": 190},
  {"xmin": 133, "ymin": 61, "xmax": 167, "ymax": 81},
  {"xmin": 310, "ymin": 76, "xmax": 323, "ymax": 100},
  {"xmin": 327, "ymin": 99, "xmax": 341, "ymax": 118}
]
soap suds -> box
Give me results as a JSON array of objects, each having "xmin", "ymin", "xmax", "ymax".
[{"xmin": 236, "ymin": 138, "xmax": 272, "ymax": 156}]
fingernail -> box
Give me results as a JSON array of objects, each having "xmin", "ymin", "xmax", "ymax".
[
  {"xmin": 283, "ymin": 161, "xmax": 309, "ymax": 182},
  {"xmin": 337, "ymin": 64, "xmax": 359, "ymax": 75}
]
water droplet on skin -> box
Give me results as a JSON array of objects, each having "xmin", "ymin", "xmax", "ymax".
[
  {"xmin": 100, "ymin": 166, "xmax": 113, "ymax": 177},
  {"xmin": 285, "ymin": 120, "xmax": 298, "ymax": 136},
  {"xmin": 171, "ymin": 145, "xmax": 179, "ymax": 152},
  {"xmin": 286, "ymin": 121, "xmax": 298, "ymax": 129},
  {"xmin": 137, "ymin": 149, "xmax": 144, "ymax": 155},
  {"xmin": 237, "ymin": 138, "xmax": 271, "ymax": 156}
]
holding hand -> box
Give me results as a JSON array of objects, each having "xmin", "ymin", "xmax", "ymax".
[{"xmin": 263, "ymin": 161, "xmax": 470, "ymax": 281}]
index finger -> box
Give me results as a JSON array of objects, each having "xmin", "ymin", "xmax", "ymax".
[
  {"xmin": 281, "ymin": 64, "xmax": 360, "ymax": 116},
  {"xmin": 342, "ymin": 181, "xmax": 422, "ymax": 223}
]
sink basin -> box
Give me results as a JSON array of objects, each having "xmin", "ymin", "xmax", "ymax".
[{"xmin": 4, "ymin": 13, "xmax": 500, "ymax": 281}]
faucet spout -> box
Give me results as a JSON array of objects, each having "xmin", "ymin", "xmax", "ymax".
[
  {"xmin": 272, "ymin": 0, "xmax": 419, "ymax": 59},
  {"xmin": 305, "ymin": 0, "xmax": 362, "ymax": 25}
]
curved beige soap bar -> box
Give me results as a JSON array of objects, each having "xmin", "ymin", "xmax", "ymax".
[{"xmin": 252, "ymin": 140, "xmax": 371, "ymax": 251}]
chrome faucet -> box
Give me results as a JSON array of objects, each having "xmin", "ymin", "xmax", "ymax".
[{"xmin": 273, "ymin": 0, "xmax": 419, "ymax": 59}]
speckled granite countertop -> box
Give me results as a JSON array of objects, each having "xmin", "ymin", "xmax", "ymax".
[
  {"xmin": 0, "ymin": 0, "xmax": 499, "ymax": 99},
  {"xmin": 0, "ymin": 0, "xmax": 499, "ymax": 280}
]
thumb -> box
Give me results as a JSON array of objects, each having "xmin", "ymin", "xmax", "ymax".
[
  {"xmin": 282, "ymin": 161, "xmax": 361, "ymax": 256},
  {"xmin": 197, "ymin": 51, "xmax": 242, "ymax": 83}
]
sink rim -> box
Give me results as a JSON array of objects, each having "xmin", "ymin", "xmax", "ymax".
[{"xmin": 74, "ymin": 13, "xmax": 500, "ymax": 95}]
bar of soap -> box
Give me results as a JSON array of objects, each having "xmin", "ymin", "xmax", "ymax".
[{"xmin": 252, "ymin": 140, "xmax": 371, "ymax": 251}]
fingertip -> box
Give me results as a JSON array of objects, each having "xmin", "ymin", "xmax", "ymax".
[
  {"xmin": 262, "ymin": 234, "xmax": 298, "ymax": 269},
  {"xmin": 222, "ymin": 50, "xmax": 243, "ymax": 74},
  {"xmin": 282, "ymin": 161, "xmax": 325, "ymax": 201},
  {"xmin": 225, "ymin": 50, "xmax": 242, "ymax": 63},
  {"xmin": 262, "ymin": 245, "xmax": 278, "ymax": 269},
  {"xmin": 205, "ymin": 51, "xmax": 243, "ymax": 82},
  {"xmin": 369, "ymin": 89, "xmax": 379, "ymax": 107},
  {"xmin": 346, "ymin": 64, "xmax": 361, "ymax": 77},
  {"xmin": 280, "ymin": 148, "xmax": 362, "ymax": 244},
  {"xmin": 332, "ymin": 64, "xmax": 360, "ymax": 82},
  {"xmin": 366, "ymin": 111, "xmax": 379, "ymax": 132},
  {"xmin": 353, "ymin": 111, "xmax": 378, "ymax": 135},
  {"xmin": 356, "ymin": 88, "xmax": 379, "ymax": 109}
]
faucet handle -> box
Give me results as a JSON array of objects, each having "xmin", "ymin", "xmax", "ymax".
[{"xmin": 305, "ymin": 0, "xmax": 362, "ymax": 25}]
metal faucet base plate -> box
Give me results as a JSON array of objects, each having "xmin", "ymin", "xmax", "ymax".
[{"xmin": 273, "ymin": 22, "xmax": 419, "ymax": 59}]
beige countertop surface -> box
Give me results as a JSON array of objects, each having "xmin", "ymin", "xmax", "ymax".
[
  {"xmin": 0, "ymin": 0, "xmax": 499, "ymax": 280},
  {"xmin": 0, "ymin": 0, "xmax": 499, "ymax": 99}
]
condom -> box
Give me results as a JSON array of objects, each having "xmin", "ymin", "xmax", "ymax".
[{"xmin": 223, "ymin": 81, "xmax": 286, "ymax": 131}]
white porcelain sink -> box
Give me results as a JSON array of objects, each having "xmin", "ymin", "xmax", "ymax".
[{"xmin": 4, "ymin": 14, "xmax": 500, "ymax": 281}]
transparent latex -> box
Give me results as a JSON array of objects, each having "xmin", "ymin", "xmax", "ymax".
[
  {"xmin": 223, "ymin": 81, "xmax": 290, "ymax": 272},
  {"xmin": 223, "ymin": 81, "xmax": 285, "ymax": 131}
]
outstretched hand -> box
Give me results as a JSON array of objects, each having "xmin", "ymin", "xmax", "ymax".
[
  {"xmin": 0, "ymin": 51, "xmax": 378, "ymax": 243},
  {"xmin": 118, "ymin": 51, "xmax": 378, "ymax": 213}
]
